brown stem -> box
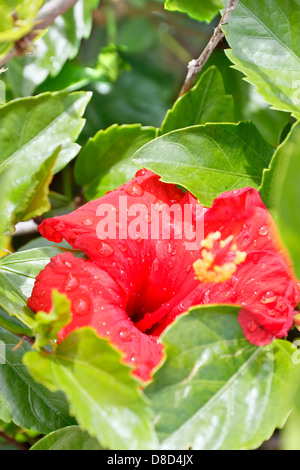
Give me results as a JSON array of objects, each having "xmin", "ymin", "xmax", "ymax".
[
  {"xmin": 178, "ymin": 0, "xmax": 239, "ymax": 97},
  {"xmin": 0, "ymin": 0, "xmax": 79, "ymax": 67},
  {"xmin": 0, "ymin": 431, "xmax": 29, "ymax": 450}
]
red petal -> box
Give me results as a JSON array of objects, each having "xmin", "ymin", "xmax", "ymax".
[
  {"xmin": 31, "ymin": 175, "xmax": 300, "ymax": 358},
  {"xmin": 237, "ymin": 309, "xmax": 275, "ymax": 346},
  {"xmin": 27, "ymin": 252, "xmax": 164, "ymax": 382}
]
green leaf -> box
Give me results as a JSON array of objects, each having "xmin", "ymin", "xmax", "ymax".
[
  {"xmin": 160, "ymin": 66, "xmax": 234, "ymax": 135},
  {"xmin": 23, "ymin": 328, "xmax": 159, "ymax": 450},
  {"xmin": 0, "ymin": 326, "xmax": 75, "ymax": 434},
  {"xmin": 146, "ymin": 305, "xmax": 299, "ymax": 450},
  {"xmin": 75, "ymin": 124, "xmax": 157, "ymax": 200},
  {"xmin": 0, "ymin": 246, "xmax": 83, "ymax": 326},
  {"xmin": 203, "ymin": 50, "xmax": 290, "ymax": 148},
  {"xmin": 133, "ymin": 122, "xmax": 273, "ymax": 206},
  {"xmin": 260, "ymin": 120, "xmax": 300, "ymax": 278},
  {"xmin": 222, "ymin": 0, "xmax": 300, "ymax": 120},
  {"xmin": 0, "ymin": 166, "xmax": 13, "ymax": 247},
  {"xmin": 15, "ymin": 146, "xmax": 59, "ymax": 222},
  {"xmin": 32, "ymin": 291, "xmax": 71, "ymax": 351},
  {"xmin": 164, "ymin": 0, "xmax": 222, "ymax": 23},
  {"xmin": 0, "ymin": 305, "xmax": 33, "ymax": 337},
  {"xmin": 30, "ymin": 425, "xmax": 103, "ymax": 450},
  {"xmin": 0, "ymin": 91, "xmax": 91, "ymax": 228}
]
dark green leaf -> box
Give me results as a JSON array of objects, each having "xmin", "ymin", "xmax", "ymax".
[
  {"xmin": 0, "ymin": 326, "xmax": 75, "ymax": 434},
  {"xmin": 260, "ymin": 120, "xmax": 300, "ymax": 278},
  {"xmin": 30, "ymin": 425, "xmax": 103, "ymax": 450},
  {"xmin": 146, "ymin": 305, "xmax": 299, "ymax": 450},
  {"xmin": 0, "ymin": 91, "xmax": 91, "ymax": 228},
  {"xmin": 160, "ymin": 66, "xmax": 234, "ymax": 134},
  {"xmin": 23, "ymin": 328, "xmax": 159, "ymax": 450},
  {"xmin": 133, "ymin": 122, "xmax": 273, "ymax": 206},
  {"xmin": 222, "ymin": 0, "xmax": 300, "ymax": 119},
  {"xmin": 75, "ymin": 124, "xmax": 157, "ymax": 200}
]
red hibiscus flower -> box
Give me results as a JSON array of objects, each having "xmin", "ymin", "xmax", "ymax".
[{"xmin": 27, "ymin": 169, "xmax": 300, "ymax": 382}]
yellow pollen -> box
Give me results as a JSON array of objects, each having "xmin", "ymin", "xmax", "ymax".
[
  {"xmin": 234, "ymin": 250, "xmax": 247, "ymax": 265},
  {"xmin": 220, "ymin": 235, "xmax": 234, "ymax": 248},
  {"xmin": 201, "ymin": 231, "xmax": 221, "ymax": 249},
  {"xmin": 193, "ymin": 231, "xmax": 247, "ymax": 283}
]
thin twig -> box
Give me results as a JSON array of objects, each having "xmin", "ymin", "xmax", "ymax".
[
  {"xmin": 0, "ymin": 0, "xmax": 79, "ymax": 67},
  {"xmin": 178, "ymin": 0, "xmax": 239, "ymax": 97}
]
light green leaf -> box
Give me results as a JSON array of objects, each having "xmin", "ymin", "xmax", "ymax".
[
  {"xmin": 0, "ymin": 166, "xmax": 13, "ymax": 247},
  {"xmin": 0, "ymin": 305, "xmax": 33, "ymax": 337},
  {"xmin": 30, "ymin": 425, "xmax": 103, "ymax": 450},
  {"xmin": 164, "ymin": 0, "xmax": 222, "ymax": 23},
  {"xmin": 15, "ymin": 146, "xmax": 59, "ymax": 222},
  {"xmin": 6, "ymin": 0, "xmax": 99, "ymax": 97},
  {"xmin": 0, "ymin": 246, "xmax": 83, "ymax": 326},
  {"xmin": 222, "ymin": 0, "xmax": 300, "ymax": 119},
  {"xmin": 75, "ymin": 124, "xmax": 157, "ymax": 200},
  {"xmin": 32, "ymin": 290, "xmax": 71, "ymax": 351},
  {"xmin": 0, "ymin": 326, "xmax": 75, "ymax": 434},
  {"xmin": 133, "ymin": 122, "xmax": 273, "ymax": 206},
  {"xmin": 23, "ymin": 328, "xmax": 159, "ymax": 450},
  {"xmin": 146, "ymin": 305, "xmax": 299, "ymax": 450},
  {"xmin": 0, "ymin": 91, "xmax": 91, "ymax": 228},
  {"xmin": 260, "ymin": 120, "xmax": 300, "ymax": 278},
  {"xmin": 0, "ymin": 0, "xmax": 44, "ymax": 46},
  {"xmin": 160, "ymin": 66, "xmax": 234, "ymax": 134}
]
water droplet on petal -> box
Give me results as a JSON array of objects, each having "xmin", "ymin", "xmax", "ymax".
[
  {"xmin": 63, "ymin": 272, "xmax": 79, "ymax": 292},
  {"xmin": 135, "ymin": 169, "xmax": 147, "ymax": 177},
  {"xmin": 64, "ymin": 260, "xmax": 73, "ymax": 269},
  {"xmin": 82, "ymin": 217, "xmax": 94, "ymax": 226},
  {"xmin": 247, "ymin": 320, "xmax": 258, "ymax": 332},
  {"xmin": 185, "ymin": 264, "xmax": 191, "ymax": 273},
  {"xmin": 125, "ymin": 182, "xmax": 144, "ymax": 197},
  {"xmin": 152, "ymin": 258, "xmax": 159, "ymax": 272},
  {"xmin": 129, "ymin": 354, "xmax": 137, "ymax": 363},
  {"xmin": 203, "ymin": 289, "xmax": 211, "ymax": 303},
  {"xmin": 258, "ymin": 225, "xmax": 268, "ymax": 237},
  {"xmin": 167, "ymin": 242, "xmax": 177, "ymax": 256},
  {"xmin": 230, "ymin": 291, "xmax": 237, "ymax": 302},
  {"xmin": 153, "ymin": 200, "xmax": 165, "ymax": 212},
  {"xmin": 239, "ymin": 235, "xmax": 250, "ymax": 249},
  {"xmin": 98, "ymin": 241, "xmax": 114, "ymax": 257},
  {"xmin": 260, "ymin": 291, "xmax": 277, "ymax": 304},
  {"xmin": 73, "ymin": 295, "xmax": 90, "ymax": 316},
  {"xmin": 119, "ymin": 327, "xmax": 132, "ymax": 342}
]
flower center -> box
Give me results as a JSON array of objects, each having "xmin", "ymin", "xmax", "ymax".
[{"xmin": 193, "ymin": 231, "xmax": 247, "ymax": 283}]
